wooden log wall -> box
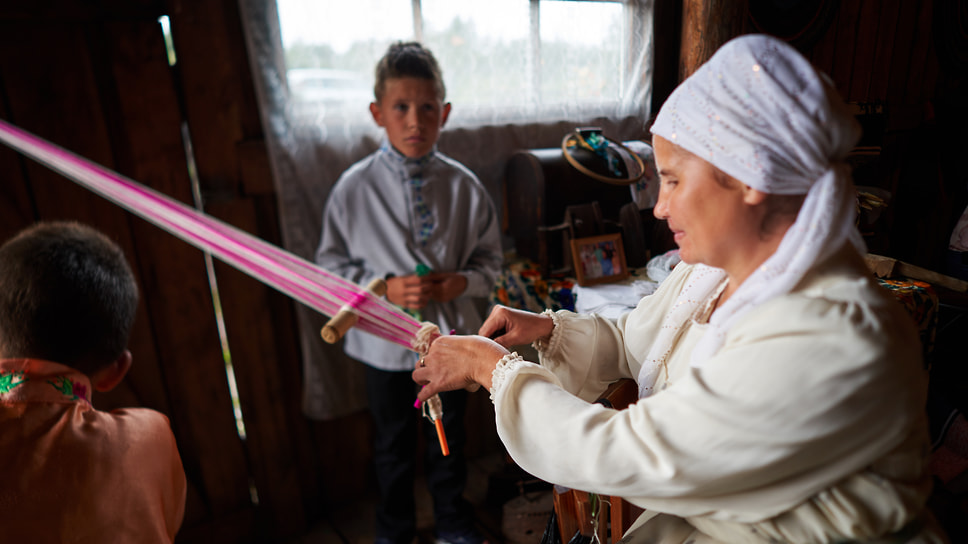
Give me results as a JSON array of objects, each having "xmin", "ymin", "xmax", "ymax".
[{"xmin": 0, "ymin": 1, "xmax": 318, "ymax": 542}]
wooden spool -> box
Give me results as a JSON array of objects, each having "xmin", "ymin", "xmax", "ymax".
[{"xmin": 320, "ymin": 277, "xmax": 388, "ymax": 343}]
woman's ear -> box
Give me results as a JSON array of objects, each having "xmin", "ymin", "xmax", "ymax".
[
  {"xmin": 91, "ymin": 350, "xmax": 133, "ymax": 392},
  {"xmin": 743, "ymin": 186, "xmax": 769, "ymax": 205}
]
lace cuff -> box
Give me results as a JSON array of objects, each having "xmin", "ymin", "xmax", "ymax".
[
  {"xmin": 489, "ymin": 352, "xmax": 527, "ymax": 403},
  {"xmin": 531, "ymin": 309, "xmax": 562, "ymax": 354}
]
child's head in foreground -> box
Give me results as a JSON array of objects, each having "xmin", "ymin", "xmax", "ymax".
[
  {"xmin": 0, "ymin": 221, "xmax": 139, "ymax": 387},
  {"xmin": 370, "ymin": 41, "xmax": 451, "ymax": 159}
]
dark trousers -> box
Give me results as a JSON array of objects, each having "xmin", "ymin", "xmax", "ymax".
[{"xmin": 365, "ymin": 364, "xmax": 473, "ymax": 543}]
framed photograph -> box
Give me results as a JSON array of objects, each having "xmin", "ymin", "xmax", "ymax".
[{"xmin": 570, "ymin": 233, "xmax": 629, "ymax": 286}]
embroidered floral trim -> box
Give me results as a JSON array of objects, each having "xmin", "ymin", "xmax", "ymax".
[
  {"xmin": 0, "ymin": 370, "xmax": 27, "ymax": 394},
  {"xmin": 490, "ymin": 351, "xmax": 526, "ymax": 403},
  {"xmin": 47, "ymin": 376, "xmax": 89, "ymax": 402},
  {"xmin": 0, "ymin": 360, "xmax": 93, "ymax": 404},
  {"xmin": 531, "ymin": 309, "xmax": 562, "ymax": 353}
]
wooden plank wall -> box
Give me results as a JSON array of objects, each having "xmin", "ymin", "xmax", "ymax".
[
  {"xmin": 165, "ymin": 1, "xmax": 320, "ymax": 540},
  {"xmin": 804, "ymin": 0, "xmax": 961, "ymax": 272},
  {"xmin": 0, "ymin": 1, "xmax": 320, "ymax": 542}
]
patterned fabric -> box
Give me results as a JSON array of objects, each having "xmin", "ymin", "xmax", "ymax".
[
  {"xmin": 489, "ymin": 257, "xmax": 674, "ymax": 318},
  {"xmin": 644, "ymin": 35, "xmax": 865, "ymax": 393},
  {"xmin": 877, "ymin": 278, "xmax": 939, "ymax": 359},
  {"xmin": 490, "ymin": 259, "xmax": 576, "ymax": 313},
  {"xmin": 0, "ymin": 360, "xmax": 92, "ymax": 404},
  {"xmin": 0, "ymin": 369, "xmax": 26, "ymax": 394}
]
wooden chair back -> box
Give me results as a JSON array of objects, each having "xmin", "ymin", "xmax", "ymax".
[{"xmin": 552, "ymin": 378, "xmax": 644, "ymax": 543}]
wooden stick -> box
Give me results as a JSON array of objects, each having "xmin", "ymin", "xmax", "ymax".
[
  {"xmin": 320, "ymin": 277, "xmax": 388, "ymax": 343},
  {"xmin": 433, "ymin": 419, "xmax": 450, "ymax": 457},
  {"xmin": 424, "ymin": 393, "xmax": 450, "ymax": 456}
]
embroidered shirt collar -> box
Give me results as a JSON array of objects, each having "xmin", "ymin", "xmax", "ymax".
[
  {"xmin": 0, "ymin": 358, "xmax": 93, "ymax": 404},
  {"xmin": 380, "ymin": 139, "xmax": 436, "ymax": 179}
]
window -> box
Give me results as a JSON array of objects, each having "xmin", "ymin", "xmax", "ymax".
[{"xmin": 276, "ymin": 0, "xmax": 653, "ymax": 126}]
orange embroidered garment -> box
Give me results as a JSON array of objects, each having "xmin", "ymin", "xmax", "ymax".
[{"xmin": 0, "ymin": 358, "xmax": 186, "ymax": 543}]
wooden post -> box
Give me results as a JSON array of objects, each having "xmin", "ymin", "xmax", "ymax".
[{"xmin": 680, "ymin": 0, "xmax": 749, "ymax": 79}]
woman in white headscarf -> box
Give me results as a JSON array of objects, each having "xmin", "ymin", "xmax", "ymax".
[{"xmin": 414, "ymin": 35, "xmax": 946, "ymax": 543}]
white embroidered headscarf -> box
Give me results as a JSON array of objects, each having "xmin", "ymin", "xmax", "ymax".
[{"xmin": 638, "ymin": 34, "xmax": 865, "ymax": 398}]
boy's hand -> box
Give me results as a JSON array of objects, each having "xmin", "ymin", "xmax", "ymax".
[
  {"xmin": 385, "ymin": 274, "xmax": 431, "ymax": 309},
  {"xmin": 425, "ymin": 273, "xmax": 467, "ymax": 303}
]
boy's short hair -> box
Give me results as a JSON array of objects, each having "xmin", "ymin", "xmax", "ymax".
[
  {"xmin": 0, "ymin": 221, "xmax": 139, "ymax": 375},
  {"xmin": 373, "ymin": 41, "xmax": 446, "ymax": 102}
]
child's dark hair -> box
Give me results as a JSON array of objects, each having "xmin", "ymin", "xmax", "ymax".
[
  {"xmin": 0, "ymin": 221, "xmax": 139, "ymax": 376},
  {"xmin": 374, "ymin": 41, "xmax": 446, "ymax": 102}
]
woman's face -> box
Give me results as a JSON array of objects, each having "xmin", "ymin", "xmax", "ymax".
[{"xmin": 652, "ymin": 135, "xmax": 762, "ymax": 270}]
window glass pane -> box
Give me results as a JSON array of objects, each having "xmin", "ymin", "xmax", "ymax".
[
  {"xmin": 539, "ymin": 1, "xmax": 624, "ymax": 105},
  {"xmin": 420, "ymin": 0, "xmax": 530, "ymax": 108},
  {"xmin": 277, "ymin": 0, "xmax": 414, "ymax": 118},
  {"xmin": 275, "ymin": 0, "xmax": 648, "ymax": 125}
]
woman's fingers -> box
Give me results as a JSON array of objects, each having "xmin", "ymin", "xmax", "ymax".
[
  {"xmin": 413, "ymin": 335, "xmax": 509, "ymax": 401},
  {"xmin": 479, "ymin": 306, "xmax": 554, "ymax": 347},
  {"xmin": 479, "ymin": 305, "xmax": 519, "ymax": 344}
]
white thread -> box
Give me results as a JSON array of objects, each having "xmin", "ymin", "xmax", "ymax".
[{"xmin": 411, "ymin": 322, "xmax": 441, "ymax": 355}]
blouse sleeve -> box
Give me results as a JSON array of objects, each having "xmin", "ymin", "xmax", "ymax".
[{"xmin": 533, "ymin": 262, "xmax": 698, "ymax": 402}]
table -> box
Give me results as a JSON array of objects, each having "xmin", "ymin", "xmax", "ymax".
[
  {"xmin": 490, "ymin": 259, "xmax": 578, "ymax": 313},
  {"xmin": 491, "ymin": 258, "xmax": 940, "ymax": 359}
]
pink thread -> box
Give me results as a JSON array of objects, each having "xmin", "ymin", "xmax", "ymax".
[{"xmin": 0, "ymin": 119, "xmax": 421, "ymax": 349}]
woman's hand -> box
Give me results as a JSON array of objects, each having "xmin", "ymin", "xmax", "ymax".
[
  {"xmin": 478, "ymin": 305, "xmax": 555, "ymax": 348},
  {"xmin": 413, "ymin": 335, "xmax": 509, "ymax": 402}
]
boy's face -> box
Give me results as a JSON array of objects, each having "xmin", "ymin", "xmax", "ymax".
[{"xmin": 369, "ymin": 77, "xmax": 451, "ymax": 159}]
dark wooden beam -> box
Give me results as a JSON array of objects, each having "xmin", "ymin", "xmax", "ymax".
[
  {"xmin": 651, "ymin": 0, "xmax": 682, "ymax": 116},
  {"xmin": 680, "ymin": 0, "xmax": 748, "ymax": 79}
]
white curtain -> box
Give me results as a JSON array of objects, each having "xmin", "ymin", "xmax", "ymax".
[{"xmin": 238, "ymin": 0, "xmax": 653, "ymax": 419}]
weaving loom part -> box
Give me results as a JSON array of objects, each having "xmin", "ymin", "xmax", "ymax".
[{"xmin": 0, "ymin": 119, "xmax": 421, "ymax": 350}]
